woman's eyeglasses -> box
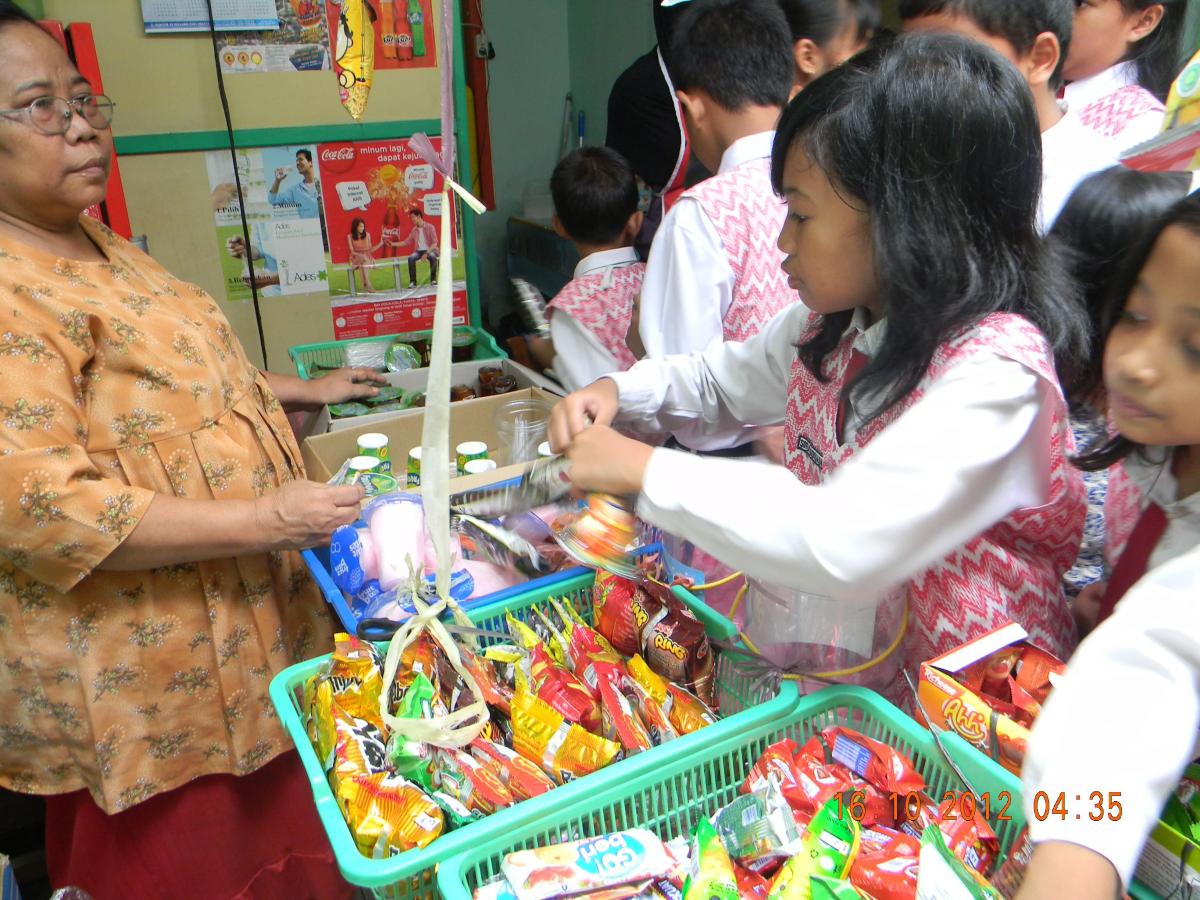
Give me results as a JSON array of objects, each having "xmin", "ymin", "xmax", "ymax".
[{"xmin": 0, "ymin": 93, "xmax": 115, "ymax": 136}]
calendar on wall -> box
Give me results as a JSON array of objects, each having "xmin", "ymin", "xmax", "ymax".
[{"xmin": 141, "ymin": 0, "xmax": 280, "ymax": 32}]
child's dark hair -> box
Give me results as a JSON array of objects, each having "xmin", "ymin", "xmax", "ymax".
[
  {"xmin": 898, "ymin": 0, "xmax": 1075, "ymax": 87},
  {"xmin": 779, "ymin": 0, "xmax": 880, "ymax": 47},
  {"xmin": 1119, "ymin": 0, "xmax": 1187, "ymax": 101},
  {"xmin": 0, "ymin": 0, "xmax": 37, "ymax": 29},
  {"xmin": 551, "ymin": 147, "xmax": 639, "ymax": 246},
  {"xmin": 1074, "ymin": 191, "xmax": 1200, "ymax": 472},
  {"xmin": 670, "ymin": 0, "xmax": 795, "ymax": 110},
  {"xmin": 1050, "ymin": 166, "xmax": 1191, "ymax": 405},
  {"xmin": 350, "ymin": 217, "xmax": 366, "ymax": 238},
  {"xmin": 771, "ymin": 32, "xmax": 1088, "ymax": 421}
]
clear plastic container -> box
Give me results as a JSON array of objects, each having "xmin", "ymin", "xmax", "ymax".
[
  {"xmin": 740, "ymin": 579, "xmax": 907, "ymax": 696},
  {"xmin": 493, "ymin": 397, "xmax": 554, "ymax": 465}
]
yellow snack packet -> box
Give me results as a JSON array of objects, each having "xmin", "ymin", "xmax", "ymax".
[
  {"xmin": 510, "ymin": 688, "xmax": 620, "ymax": 784},
  {"xmin": 337, "ymin": 772, "xmax": 444, "ymax": 857}
]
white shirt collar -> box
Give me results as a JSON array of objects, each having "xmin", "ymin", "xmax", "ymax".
[
  {"xmin": 849, "ymin": 307, "xmax": 888, "ymax": 356},
  {"xmin": 1064, "ymin": 61, "xmax": 1140, "ymax": 109},
  {"xmin": 717, "ymin": 131, "xmax": 776, "ymax": 175},
  {"xmin": 573, "ymin": 245, "xmax": 640, "ymax": 279}
]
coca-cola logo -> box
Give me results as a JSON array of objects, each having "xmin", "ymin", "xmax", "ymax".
[{"xmin": 321, "ymin": 147, "xmax": 355, "ymax": 162}]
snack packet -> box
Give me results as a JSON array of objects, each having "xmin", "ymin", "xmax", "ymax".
[
  {"xmin": 470, "ymin": 737, "xmax": 557, "ymax": 800},
  {"xmin": 767, "ymin": 797, "xmax": 861, "ymax": 900},
  {"xmin": 501, "ymin": 830, "xmax": 676, "ymax": 900},
  {"xmin": 387, "ymin": 672, "xmax": 438, "ymax": 792},
  {"xmin": 734, "ymin": 864, "xmax": 772, "ymax": 900},
  {"xmin": 1162, "ymin": 764, "xmax": 1200, "ymax": 843},
  {"xmin": 639, "ymin": 592, "xmax": 716, "ymax": 707},
  {"xmin": 809, "ymin": 877, "xmax": 873, "ymax": 899},
  {"xmin": 436, "ymin": 747, "xmax": 516, "ymax": 815},
  {"xmin": 569, "ymin": 620, "xmax": 628, "ymax": 697},
  {"xmin": 337, "ymin": 772, "xmax": 444, "ymax": 856},
  {"xmin": 850, "ymin": 826, "xmax": 921, "ymax": 900},
  {"xmin": 625, "ymin": 654, "xmax": 715, "ymax": 735},
  {"xmin": 323, "ymin": 633, "xmax": 388, "ymax": 731},
  {"xmin": 626, "ymin": 678, "xmax": 679, "ymax": 746},
  {"xmin": 598, "ymin": 677, "xmax": 654, "ymax": 754},
  {"xmin": 714, "ymin": 779, "xmax": 802, "ymax": 871},
  {"xmin": 797, "ymin": 727, "xmax": 926, "ymax": 797},
  {"xmin": 397, "ymin": 633, "xmax": 441, "ymax": 694},
  {"xmin": 684, "ymin": 818, "xmax": 738, "ymax": 900},
  {"xmin": 528, "ymin": 643, "xmax": 603, "ymax": 733},
  {"xmin": 331, "ymin": 711, "xmax": 391, "ymax": 796},
  {"xmin": 1011, "ymin": 646, "xmax": 1065, "ymax": 705},
  {"xmin": 594, "ymin": 570, "xmax": 653, "ymax": 656},
  {"xmin": 432, "ymin": 788, "xmax": 486, "ymax": 829},
  {"xmin": 511, "ymin": 689, "xmax": 621, "ymax": 783},
  {"xmin": 915, "ymin": 826, "xmax": 1002, "ymax": 900}
]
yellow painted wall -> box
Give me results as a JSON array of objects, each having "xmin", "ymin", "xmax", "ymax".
[{"xmin": 40, "ymin": 1, "xmax": 446, "ymax": 370}]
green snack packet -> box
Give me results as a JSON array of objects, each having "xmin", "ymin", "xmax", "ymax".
[
  {"xmin": 915, "ymin": 826, "xmax": 1002, "ymax": 900},
  {"xmin": 366, "ymin": 385, "xmax": 406, "ymax": 404},
  {"xmin": 386, "ymin": 673, "xmax": 437, "ymax": 791},
  {"xmin": 767, "ymin": 797, "xmax": 859, "ymax": 899},
  {"xmin": 714, "ymin": 779, "xmax": 801, "ymax": 868},
  {"xmin": 329, "ymin": 401, "xmax": 370, "ymax": 418},
  {"xmin": 1162, "ymin": 764, "xmax": 1200, "ymax": 842},
  {"xmin": 809, "ymin": 877, "xmax": 871, "ymax": 899},
  {"xmin": 431, "ymin": 789, "xmax": 484, "ymax": 830},
  {"xmin": 385, "ymin": 342, "xmax": 422, "ymax": 372},
  {"xmin": 684, "ymin": 818, "xmax": 738, "ymax": 900}
]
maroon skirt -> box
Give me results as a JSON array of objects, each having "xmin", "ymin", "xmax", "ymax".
[{"xmin": 45, "ymin": 751, "xmax": 352, "ymax": 900}]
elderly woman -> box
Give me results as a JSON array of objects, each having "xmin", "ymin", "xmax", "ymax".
[{"xmin": 0, "ymin": 4, "xmax": 382, "ymax": 897}]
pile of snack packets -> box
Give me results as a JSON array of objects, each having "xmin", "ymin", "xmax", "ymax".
[
  {"xmin": 302, "ymin": 570, "xmax": 720, "ymax": 859},
  {"xmin": 474, "ymin": 724, "xmax": 1010, "ymax": 900}
]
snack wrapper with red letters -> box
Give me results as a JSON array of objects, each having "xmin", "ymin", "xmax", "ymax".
[
  {"xmin": 743, "ymin": 738, "xmax": 888, "ymax": 828},
  {"xmin": 510, "ymin": 689, "xmax": 620, "ymax": 783},
  {"xmin": 594, "ymin": 570, "xmax": 652, "ymax": 656},
  {"xmin": 850, "ymin": 826, "xmax": 921, "ymax": 900},
  {"xmin": 436, "ymin": 747, "xmax": 516, "ymax": 814},
  {"xmin": 569, "ymin": 619, "xmax": 628, "ymax": 697},
  {"xmin": 337, "ymin": 772, "xmax": 444, "ymax": 856},
  {"xmin": 598, "ymin": 676, "xmax": 654, "ymax": 754},
  {"xmin": 626, "ymin": 677, "xmax": 679, "ymax": 745},
  {"xmin": 637, "ymin": 587, "xmax": 716, "ymax": 707},
  {"xmin": 501, "ymin": 829, "xmax": 676, "ymax": 900},
  {"xmin": 470, "ymin": 737, "xmax": 557, "ymax": 800}
]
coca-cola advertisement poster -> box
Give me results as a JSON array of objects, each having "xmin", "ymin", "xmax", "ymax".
[
  {"xmin": 327, "ymin": 0, "xmax": 437, "ymax": 71},
  {"xmin": 318, "ymin": 137, "xmax": 468, "ymax": 339}
]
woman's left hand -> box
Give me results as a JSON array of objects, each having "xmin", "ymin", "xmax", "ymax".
[
  {"xmin": 310, "ymin": 367, "xmax": 388, "ymax": 405},
  {"xmin": 563, "ymin": 424, "xmax": 654, "ymax": 496}
]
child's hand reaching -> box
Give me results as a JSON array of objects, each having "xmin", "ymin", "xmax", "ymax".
[
  {"xmin": 562, "ymin": 424, "xmax": 654, "ymax": 496},
  {"xmin": 548, "ymin": 378, "xmax": 620, "ymax": 451}
]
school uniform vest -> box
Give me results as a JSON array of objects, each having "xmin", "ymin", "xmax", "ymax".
[
  {"xmin": 546, "ymin": 263, "xmax": 645, "ymax": 371},
  {"xmin": 684, "ymin": 157, "xmax": 792, "ymax": 341},
  {"xmin": 1102, "ymin": 463, "xmax": 1145, "ymax": 570},
  {"xmin": 1077, "ymin": 84, "xmax": 1163, "ymax": 141},
  {"xmin": 783, "ymin": 313, "xmax": 1084, "ymax": 664}
]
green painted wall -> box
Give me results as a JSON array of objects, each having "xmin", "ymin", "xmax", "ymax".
[{"xmin": 567, "ymin": 0, "xmax": 656, "ymax": 148}]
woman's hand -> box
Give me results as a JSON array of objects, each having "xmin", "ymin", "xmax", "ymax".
[
  {"xmin": 309, "ymin": 367, "xmax": 388, "ymax": 405},
  {"xmin": 563, "ymin": 424, "xmax": 654, "ymax": 496},
  {"xmin": 548, "ymin": 378, "xmax": 620, "ymax": 452},
  {"xmin": 255, "ymin": 479, "xmax": 364, "ymax": 550}
]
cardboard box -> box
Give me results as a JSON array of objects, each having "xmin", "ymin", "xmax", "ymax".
[
  {"xmin": 305, "ymin": 358, "xmax": 563, "ymax": 436},
  {"xmin": 917, "ymin": 621, "xmax": 1064, "ymax": 776},
  {"xmin": 301, "ymin": 387, "xmax": 561, "ymax": 485}
]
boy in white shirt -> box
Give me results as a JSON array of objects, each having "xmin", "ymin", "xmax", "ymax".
[
  {"xmin": 1018, "ymin": 545, "xmax": 1200, "ymax": 899},
  {"xmin": 901, "ymin": 0, "xmax": 1119, "ymax": 231},
  {"xmin": 638, "ymin": 0, "xmax": 797, "ymax": 452}
]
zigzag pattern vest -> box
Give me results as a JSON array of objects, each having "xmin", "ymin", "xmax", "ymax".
[
  {"xmin": 1077, "ymin": 84, "xmax": 1163, "ymax": 140},
  {"xmin": 685, "ymin": 157, "xmax": 792, "ymax": 341},
  {"xmin": 783, "ymin": 313, "xmax": 1084, "ymax": 665},
  {"xmin": 546, "ymin": 263, "xmax": 645, "ymax": 371}
]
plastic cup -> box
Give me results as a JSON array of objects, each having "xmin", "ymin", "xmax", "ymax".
[
  {"xmin": 463, "ymin": 458, "xmax": 498, "ymax": 476},
  {"xmin": 406, "ymin": 446, "xmax": 422, "ymax": 487},
  {"xmin": 455, "ymin": 440, "xmax": 489, "ymax": 475},
  {"xmin": 356, "ymin": 432, "xmax": 390, "ymax": 473},
  {"xmin": 494, "ymin": 397, "xmax": 553, "ymax": 465}
]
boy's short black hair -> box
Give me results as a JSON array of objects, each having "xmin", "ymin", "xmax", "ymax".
[
  {"xmin": 670, "ymin": 0, "xmax": 794, "ymax": 111},
  {"xmin": 845, "ymin": 0, "xmax": 881, "ymax": 42},
  {"xmin": 295, "ymin": 148, "xmax": 312, "ymax": 163},
  {"xmin": 898, "ymin": 0, "xmax": 1073, "ymax": 86},
  {"xmin": 551, "ymin": 147, "xmax": 639, "ymax": 246}
]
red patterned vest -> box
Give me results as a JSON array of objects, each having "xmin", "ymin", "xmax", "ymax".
[
  {"xmin": 546, "ymin": 262, "xmax": 645, "ymax": 371},
  {"xmin": 783, "ymin": 313, "xmax": 1084, "ymax": 665},
  {"xmin": 684, "ymin": 157, "xmax": 792, "ymax": 341},
  {"xmin": 1077, "ymin": 84, "xmax": 1163, "ymax": 141}
]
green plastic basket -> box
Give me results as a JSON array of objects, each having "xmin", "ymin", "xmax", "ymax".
[
  {"xmin": 269, "ymin": 570, "xmax": 797, "ymax": 899},
  {"xmin": 438, "ymin": 685, "xmax": 1028, "ymax": 900},
  {"xmin": 289, "ymin": 326, "xmax": 506, "ymax": 379}
]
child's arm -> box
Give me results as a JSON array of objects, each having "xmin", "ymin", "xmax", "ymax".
[
  {"xmin": 1019, "ymin": 545, "xmax": 1200, "ymax": 896},
  {"xmin": 638, "ymin": 198, "xmax": 732, "ymax": 359},
  {"xmin": 549, "ymin": 313, "xmax": 621, "ymax": 394}
]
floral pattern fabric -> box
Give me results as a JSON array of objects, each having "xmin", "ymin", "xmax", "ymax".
[{"xmin": 0, "ymin": 217, "xmax": 334, "ymax": 813}]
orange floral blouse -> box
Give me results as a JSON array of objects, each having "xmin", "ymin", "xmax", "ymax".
[{"xmin": 0, "ymin": 217, "xmax": 335, "ymax": 814}]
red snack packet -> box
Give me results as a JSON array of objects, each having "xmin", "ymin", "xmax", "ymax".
[
  {"xmin": 734, "ymin": 862, "xmax": 772, "ymax": 900},
  {"xmin": 469, "ymin": 737, "xmax": 556, "ymax": 801},
  {"xmin": 598, "ymin": 676, "xmax": 654, "ymax": 754},
  {"xmin": 568, "ymin": 621, "xmax": 629, "ymax": 697},
  {"xmin": 797, "ymin": 726, "xmax": 925, "ymax": 797},
  {"xmin": 960, "ymin": 646, "xmax": 1021, "ymax": 698},
  {"xmin": 530, "ymin": 644, "xmax": 603, "ymax": 733},
  {"xmin": 938, "ymin": 807, "xmax": 1001, "ymax": 875},
  {"xmin": 1013, "ymin": 645, "xmax": 1066, "ymax": 705},
  {"xmin": 850, "ymin": 826, "xmax": 921, "ymax": 900},
  {"xmin": 435, "ymin": 747, "xmax": 514, "ymax": 814},
  {"xmin": 459, "ymin": 648, "xmax": 514, "ymax": 715},
  {"xmin": 626, "ymin": 678, "xmax": 679, "ymax": 745},
  {"xmin": 1007, "ymin": 677, "xmax": 1044, "ymax": 722},
  {"xmin": 593, "ymin": 570, "xmax": 650, "ymax": 656},
  {"xmin": 743, "ymin": 740, "xmax": 804, "ymax": 797}
]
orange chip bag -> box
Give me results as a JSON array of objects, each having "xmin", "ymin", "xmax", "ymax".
[
  {"xmin": 460, "ymin": 647, "xmax": 514, "ymax": 715},
  {"xmin": 529, "ymin": 644, "xmax": 603, "ymax": 733},
  {"xmin": 568, "ymin": 620, "xmax": 628, "ymax": 698},
  {"xmin": 436, "ymin": 747, "xmax": 515, "ymax": 814},
  {"xmin": 1013, "ymin": 645, "xmax": 1066, "ymax": 705},
  {"xmin": 470, "ymin": 737, "xmax": 557, "ymax": 800},
  {"xmin": 849, "ymin": 826, "xmax": 920, "ymax": 900},
  {"xmin": 594, "ymin": 570, "xmax": 652, "ymax": 656},
  {"xmin": 331, "ymin": 711, "xmax": 391, "ymax": 796},
  {"xmin": 626, "ymin": 678, "xmax": 678, "ymax": 746},
  {"xmin": 598, "ymin": 676, "xmax": 653, "ymax": 754},
  {"xmin": 511, "ymin": 689, "xmax": 620, "ymax": 783},
  {"xmin": 398, "ymin": 634, "xmax": 441, "ymax": 693},
  {"xmin": 336, "ymin": 772, "xmax": 444, "ymax": 856},
  {"xmin": 665, "ymin": 683, "xmax": 718, "ymax": 735},
  {"xmin": 324, "ymin": 632, "xmax": 386, "ymax": 732}
]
